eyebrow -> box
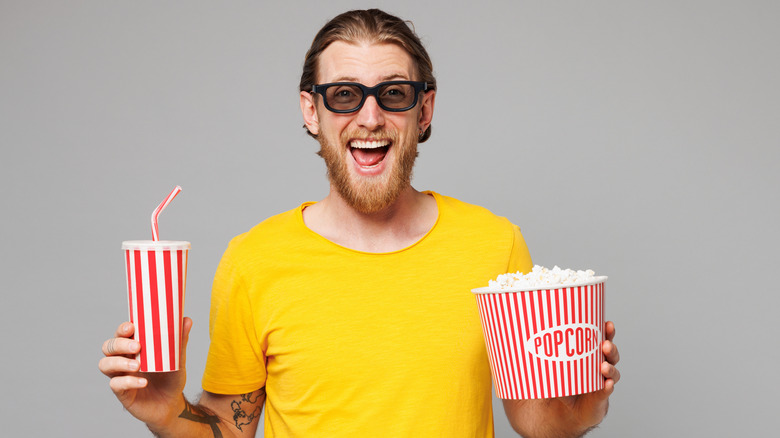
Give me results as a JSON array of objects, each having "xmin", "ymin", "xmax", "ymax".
[{"xmin": 330, "ymin": 73, "xmax": 411, "ymax": 83}]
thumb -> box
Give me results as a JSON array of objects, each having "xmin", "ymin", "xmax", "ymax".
[{"xmin": 179, "ymin": 317, "xmax": 193, "ymax": 369}]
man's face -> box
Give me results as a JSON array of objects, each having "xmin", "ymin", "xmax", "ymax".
[{"xmin": 301, "ymin": 41, "xmax": 434, "ymax": 214}]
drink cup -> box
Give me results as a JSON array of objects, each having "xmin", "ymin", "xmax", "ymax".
[
  {"xmin": 472, "ymin": 277, "xmax": 606, "ymax": 399},
  {"xmin": 122, "ymin": 240, "xmax": 190, "ymax": 372}
]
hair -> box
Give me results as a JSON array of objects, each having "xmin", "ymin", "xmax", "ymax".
[{"xmin": 300, "ymin": 9, "xmax": 436, "ymax": 142}]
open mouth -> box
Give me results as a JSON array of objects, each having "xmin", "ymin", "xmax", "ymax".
[{"xmin": 349, "ymin": 139, "xmax": 391, "ymax": 168}]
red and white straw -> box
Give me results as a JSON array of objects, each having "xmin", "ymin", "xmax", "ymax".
[{"xmin": 151, "ymin": 185, "xmax": 182, "ymax": 241}]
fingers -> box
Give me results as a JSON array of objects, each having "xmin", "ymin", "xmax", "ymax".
[
  {"xmin": 604, "ymin": 321, "xmax": 616, "ymax": 341},
  {"xmin": 114, "ymin": 321, "xmax": 135, "ymax": 338},
  {"xmin": 102, "ymin": 336, "xmax": 141, "ymax": 357},
  {"xmin": 101, "ymin": 321, "xmax": 141, "ymax": 377},
  {"xmin": 603, "ymin": 378, "xmax": 616, "ymax": 396},
  {"xmin": 601, "ymin": 360, "xmax": 620, "ymax": 382},
  {"xmin": 600, "ymin": 359, "xmax": 621, "ymax": 397},
  {"xmin": 101, "ymin": 317, "xmax": 192, "ymax": 376},
  {"xmin": 602, "ymin": 321, "xmax": 619, "ymax": 367},
  {"xmin": 602, "ymin": 338, "xmax": 620, "ymax": 365},
  {"xmin": 102, "ymin": 321, "xmax": 138, "ymax": 357},
  {"xmin": 599, "ymin": 325, "xmax": 621, "ymax": 397},
  {"xmin": 99, "ymin": 355, "xmax": 140, "ymax": 377},
  {"xmin": 109, "ymin": 374, "xmax": 148, "ymax": 393}
]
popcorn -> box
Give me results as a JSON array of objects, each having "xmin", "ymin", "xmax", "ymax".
[{"xmin": 488, "ymin": 265, "xmax": 597, "ymax": 290}]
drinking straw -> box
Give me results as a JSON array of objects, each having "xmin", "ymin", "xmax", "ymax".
[{"xmin": 151, "ymin": 185, "xmax": 182, "ymax": 241}]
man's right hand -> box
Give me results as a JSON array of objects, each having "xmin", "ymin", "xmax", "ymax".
[{"xmin": 98, "ymin": 317, "xmax": 193, "ymax": 431}]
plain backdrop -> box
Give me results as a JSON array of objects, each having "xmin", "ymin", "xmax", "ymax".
[{"xmin": 1, "ymin": 1, "xmax": 778, "ymax": 437}]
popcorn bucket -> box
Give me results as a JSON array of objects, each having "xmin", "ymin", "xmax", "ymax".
[
  {"xmin": 122, "ymin": 240, "xmax": 190, "ymax": 372},
  {"xmin": 472, "ymin": 278, "xmax": 606, "ymax": 399}
]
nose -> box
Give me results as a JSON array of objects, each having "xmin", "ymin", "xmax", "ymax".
[{"xmin": 355, "ymin": 95, "xmax": 385, "ymax": 131}]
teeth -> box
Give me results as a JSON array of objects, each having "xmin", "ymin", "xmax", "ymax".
[{"xmin": 350, "ymin": 139, "xmax": 390, "ymax": 149}]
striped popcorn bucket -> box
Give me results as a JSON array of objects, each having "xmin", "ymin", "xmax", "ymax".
[
  {"xmin": 472, "ymin": 278, "xmax": 606, "ymax": 399},
  {"xmin": 122, "ymin": 240, "xmax": 190, "ymax": 372}
]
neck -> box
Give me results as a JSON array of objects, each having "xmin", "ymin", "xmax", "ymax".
[{"xmin": 303, "ymin": 185, "xmax": 438, "ymax": 253}]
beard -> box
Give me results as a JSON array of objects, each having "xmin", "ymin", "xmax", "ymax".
[{"xmin": 317, "ymin": 127, "xmax": 418, "ymax": 214}]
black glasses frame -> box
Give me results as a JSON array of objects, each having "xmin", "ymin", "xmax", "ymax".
[{"xmin": 311, "ymin": 81, "xmax": 428, "ymax": 113}]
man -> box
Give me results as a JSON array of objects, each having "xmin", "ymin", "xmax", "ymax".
[{"xmin": 100, "ymin": 9, "xmax": 620, "ymax": 437}]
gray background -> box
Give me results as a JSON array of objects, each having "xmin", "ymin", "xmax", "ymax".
[{"xmin": 1, "ymin": 0, "xmax": 778, "ymax": 436}]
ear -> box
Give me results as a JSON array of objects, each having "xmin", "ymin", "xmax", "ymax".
[
  {"xmin": 300, "ymin": 91, "xmax": 320, "ymax": 136},
  {"xmin": 418, "ymin": 89, "xmax": 435, "ymax": 132}
]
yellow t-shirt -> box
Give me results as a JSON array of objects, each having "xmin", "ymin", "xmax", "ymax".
[{"xmin": 202, "ymin": 192, "xmax": 532, "ymax": 437}]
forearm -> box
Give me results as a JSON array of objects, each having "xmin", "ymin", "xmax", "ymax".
[
  {"xmin": 503, "ymin": 398, "xmax": 601, "ymax": 438},
  {"xmin": 148, "ymin": 397, "xmax": 234, "ymax": 438}
]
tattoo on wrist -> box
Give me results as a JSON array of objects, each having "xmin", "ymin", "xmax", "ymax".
[
  {"xmin": 179, "ymin": 399, "xmax": 223, "ymax": 438},
  {"xmin": 231, "ymin": 388, "xmax": 265, "ymax": 431}
]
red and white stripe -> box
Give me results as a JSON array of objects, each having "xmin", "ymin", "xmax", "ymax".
[
  {"xmin": 476, "ymin": 282, "xmax": 605, "ymax": 399},
  {"xmin": 151, "ymin": 185, "xmax": 182, "ymax": 241},
  {"xmin": 124, "ymin": 247, "xmax": 188, "ymax": 372}
]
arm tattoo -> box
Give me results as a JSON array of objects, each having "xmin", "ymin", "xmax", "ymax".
[
  {"xmin": 230, "ymin": 388, "xmax": 265, "ymax": 431},
  {"xmin": 179, "ymin": 399, "xmax": 223, "ymax": 438}
]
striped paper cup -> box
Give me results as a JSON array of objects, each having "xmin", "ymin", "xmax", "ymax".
[
  {"xmin": 472, "ymin": 277, "xmax": 606, "ymax": 399},
  {"xmin": 122, "ymin": 240, "xmax": 190, "ymax": 372}
]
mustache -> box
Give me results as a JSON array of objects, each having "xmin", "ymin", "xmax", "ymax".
[{"xmin": 340, "ymin": 129, "xmax": 400, "ymax": 144}]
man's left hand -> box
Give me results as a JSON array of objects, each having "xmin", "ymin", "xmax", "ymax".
[
  {"xmin": 558, "ymin": 320, "xmax": 621, "ymax": 428},
  {"xmin": 503, "ymin": 321, "xmax": 621, "ymax": 437}
]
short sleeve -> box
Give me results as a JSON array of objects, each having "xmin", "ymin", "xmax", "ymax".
[
  {"xmin": 201, "ymin": 241, "xmax": 267, "ymax": 394},
  {"xmin": 506, "ymin": 224, "xmax": 533, "ymax": 274}
]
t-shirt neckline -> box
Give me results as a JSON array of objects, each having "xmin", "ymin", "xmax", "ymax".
[{"xmin": 296, "ymin": 191, "xmax": 442, "ymax": 256}]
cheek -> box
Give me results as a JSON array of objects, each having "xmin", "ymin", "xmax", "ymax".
[
  {"xmin": 387, "ymin": 114, "xmax": 417, "ymax": 134},
  {"xmin": 326, "ymin": 118, "xmax": 353, "ymax": 139},
  {"xmin": 318, "ymin": 122, "xmax": 342, "ymax": 144}
]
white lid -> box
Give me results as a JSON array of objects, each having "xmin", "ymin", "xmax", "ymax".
[
  {"xmin": 471, "ymin": 276, "xmax": 608, "ymax": 294},
  {"xmin": 121, "ymin": 240, "xmax": 191, "ymax": 250}
]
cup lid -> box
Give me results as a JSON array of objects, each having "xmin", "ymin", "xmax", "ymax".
[
  {"xmin": 471, "ymin": 275, "xmax": 608, "ymax": 294},
  {"xmin": 121, "ymin": 240, "xmax": 191, "ymax": 250}
]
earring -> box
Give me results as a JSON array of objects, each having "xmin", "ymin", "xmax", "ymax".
[{"xmin": 418, "ymin": 127, "xmax": 425, "ymax": 139}]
